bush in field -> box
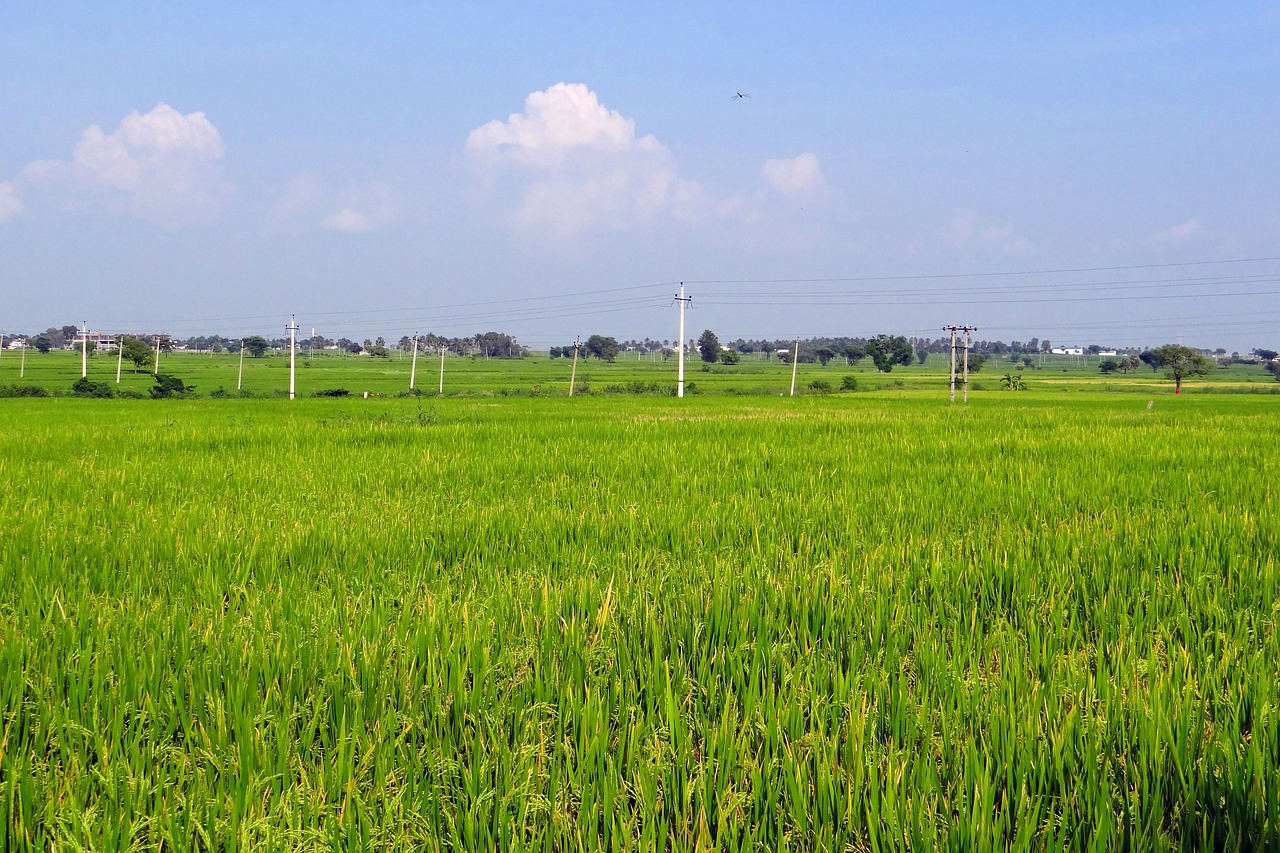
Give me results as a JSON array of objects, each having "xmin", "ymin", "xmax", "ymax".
[
  {"xmin": 808, "ymin": 379, "xmax": 833, "ymax": 393},
  {"xmin": 841, "ymin": 375, "xmax": 858, "ymax": 391},
  {"xmin": 0, "ymin": 384, "xmax": 52, "ymax": 397},
  {"xmin": 316, "ymin": 388, "xmax": 352, "ymax": 397},
  {"xmin": 719, "ymin": 349, "xmax": 740, "ymax": 365},
  {"xmin": 71, "ymin": 377, "xmax": 114, "ymax": 398},
  {"xmin": 151, "ymin": 374, "xmax": 195, "ymax": 399}
]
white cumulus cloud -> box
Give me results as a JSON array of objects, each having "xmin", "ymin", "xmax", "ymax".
[
  {"xmin": 762, "ymin": 153, "xmax": 825, "ymax": 196},
  {"xmin": 19, "ymin": 103, "xmax": 230, "ymax": 226},
  {"xmin": 465, "ymin": 82, "xmax": 705, "ymax": 239},
  {"xmin": 0, "ymin": 183, "xmax": 22, "ymax": 223}
]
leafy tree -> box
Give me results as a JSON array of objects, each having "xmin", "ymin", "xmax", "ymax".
[
  {"xmin": 585, "ymin": 334, "xmax": 619, "ymax": 362},
  {"xmin": 842, "ymin": 345, "xmax": 865, "ymax": 365},
  {"xmin": 719, "ymin": 349, "xmax": 740, "ymax": 365},
  {"xmin": 1099, "ymin": 358, "xmax": 1120, "ymax": 374},
  {"xmin": 1001, "ymin": 373, "xmax": 1025, "ymax": 391},
  {"xmin": 814, "ymin": 346, "xmax": 836, "ymax": 366},
  {"xmin": 916, "ymin": 348, "xmax": 928, "ymax": 365},
  {"xmin": 120, "ymin": 337, "xmax": 154, "ymax": 371},
  {"xmin": 965, "ymin": 353, "xmax": 985, "ymax": 373},
  {"xmin": 865, "ymin": 334, "xmax": 914, "ymax": 372},
  {"xmin": 840, "ymin": 375, "xmax": 858, "ymax": 391},
  {"xmin": 241, "ymin": 336, "xmax": 270, "ymax": 358},
  {"xmin": 697, "ymin": 330, "xmax": 720, "ymax": 364},
  {"xmin": 1150, "ymin": 344, "xmax": 1214, "ymax": 393},
  {"xmin": 1268, "ymin": 362, "xmax": 1280, "ymax": 381},
  {"xmin": 33, "ymin": 336, "xmax": 52, "ymax": 354},
  {"xmin": 1138, "ymin": 350, "xmax": 1161, "ymax": 372},
  {"xmin": 1252, "ymin": 348, "xmax": 1278, "ymax": 362}
]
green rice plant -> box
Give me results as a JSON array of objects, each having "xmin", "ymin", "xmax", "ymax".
[{"xmin": 0, "ymin": 393, "xmax": 1277, "ymax": 849}]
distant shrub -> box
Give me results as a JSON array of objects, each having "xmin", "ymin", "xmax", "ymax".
[
  {"xmin": 316, "ymin": 388, "xmax": 352, "ymax": 397},
  {"xmin": 71, "ymin": 377, "xmax": 115, "ymax": 398},
  {"xmin": 808, "ymin": 379, "xmax": 833, "ymax": 394},
  {"xmin": 0, "ymin": 384, "xmax": 51, "ymax": 397},
  {"xmin": 841, "ymin": 375, "xmax": 858, "ymax": 391}
]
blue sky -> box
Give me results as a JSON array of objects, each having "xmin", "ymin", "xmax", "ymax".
[{"xmin": 2, "ymin": 2, "xmax": 1278, "ymax": 350}]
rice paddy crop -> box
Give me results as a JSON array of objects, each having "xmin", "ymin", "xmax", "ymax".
[{"xmin": 1, "ymin": 393, "xmax": 1277, "ymax": 850}]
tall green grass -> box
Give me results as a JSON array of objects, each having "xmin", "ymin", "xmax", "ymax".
[{"xmin": 1, "ymin": 393, "xmax": 1277, "ymax": 849}]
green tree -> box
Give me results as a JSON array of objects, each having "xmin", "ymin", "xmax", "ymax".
[
  {"xmin": 33, "ymin": 336, "xmax": 52, "ymax": 354},
  {"xmin": 842, "ymin": 345, "xmax": 865, "ymax": 366},
  {"xmin": 697, "ymin": 330, "xmax": 720, "ymax": 364},
  {"xmin": 1099, "ymin": 357, "xmax": 1120, "ymax": 374},
  {"xmin": 1252, "ymin": 348, "xmax": 1278, "ymax": 362},
  {"xmin": 120, "ymin": 337, "xmax": 154, "ymax": 371},
  {"xmin": 719, "ymin": 349, "xmax": 740, "ymax": 365},
  {"xmin": 584, "ymin": 335, "xmax": 619, "ymax": 362},
  {"xmin": 865, "ymin": 334, "xmax": 913, "ymax": 372},
  {"xmin": 241, "ymin": 336, "xmax": 270, "ymax": 358},
  {"xmin": 1150, "ymin": 344, "xmax": 1214, "ymax": 393},
  {"xmin": 814, "ymin": 346, "xmax": 836, "ymax": 366}
]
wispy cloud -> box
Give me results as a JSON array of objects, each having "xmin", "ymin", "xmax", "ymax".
[
  {"xmin": 17, "ymin": 103, "xmax": 230, "ymax": 227},
  {"xmin": 945, "ymin": 207, "xmax": 1028, "ymax": 253},
  {"xmin": 266, "ymin": 172, "xmax": 403, "ymax": 235},
  {"xmin": 1145, "ymin": 217, "xmax": 1200, "ymax": 247},
  {"xmin": 0, "ymin": 183, "xmax": 21, "ymax": 223}
]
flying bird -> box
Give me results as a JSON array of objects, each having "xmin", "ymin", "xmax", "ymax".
[{"xmin": 731, "ymin": 92, "xmax": 751, "ymax": 99}]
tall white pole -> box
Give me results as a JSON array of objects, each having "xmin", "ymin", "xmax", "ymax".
[
  {"xmin": 288, "ymin": 315, "xmax": 297, "ymax": 400},
  {"xmin": 949, "ymin": 327, "xmax": 957, "ymax": 403},
  {"xmin": 789, "ymin": 340, "xmax": 799, "ymax": 397},
  {"xmin": 237, "ymin": 340, "xmax": 245, "ymax": 391},
  {"xmin": 676, "ymin": 283, "xmax": 691, "ymax": 398},
  {"xmin": 19, "ymin": 344, "xmax": 25, "ymax": 378},
  {"xmin": 962, "ymin": 327, "xmax": 972, "ymax": 404},
  {"xmin": 81, "ymin": 321, "xmax": 88, "ymax": 378},
  {"xmin": 569, "ymin": 336, "xmax": 580, "ymax": 397},
  {"xmin": 116, "ymin": 337, "xmax": 123, "ymax": 383},
  {"xmin": 438, "ymin": 344, "xmax": 445, "ymax": 393},
  {"xmin": 409, "ymin": 334, "xmax": 419, "ymax": 390},
  {"xmin": 154, "ymin": 336, "xmax": 161, "ymax": 376}
]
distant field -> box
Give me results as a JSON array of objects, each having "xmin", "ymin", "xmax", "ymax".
[
  {"xmin": 3, "ymin": 347, "xmax": 1278, "ymax": 397},
  {"xmin": 2, "ymin": 390, "xmax": 1277, "ymax": 849}
]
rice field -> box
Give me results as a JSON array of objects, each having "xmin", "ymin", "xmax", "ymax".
[{"xmin": 1, "ymin": 391, "xmax": 1278, "ymax": 850}]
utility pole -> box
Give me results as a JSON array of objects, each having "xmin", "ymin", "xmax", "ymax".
[
  {"xmin": 19, "ymin": 343, "xmax": 25, "ymax": 378},
  {"xmin": 674, "ymin": 283, "xmax": 692, "ymax": 398},
  {"xmin": 116, "ymin": 336, "xmax": 124, "ymax": 383},
  {"xmin": 287, "ymin": 316, "xmax": 298, "ymax": 399},
  {"xmin": 943, "ymin": 325, "xmax": 977, "ymax": 403},
  {"xmin": 439, "ymin": 344, "xmax": 446, "ymax": 394},
  {"xmin": 409, "ymin": 333, "xmax": 419, "ymax": 390},
  {"xmin": 963, "ymin": 326, "xmax": 974, "ymax": 403},
  {"xmin": 237, "ymin": 339, "xmax": 245, "ymax": 391},
  {"xmin": 81, "ymin": 321, "xmax": 88, "ymax": 378},
  {"xmin": 569, "ymin": 336, "xmax": 580, "ymax": 397},
  {"xmin": 789, "ymin": 340, "xmax": 800, "ymax": 396},
  {"xmin": 153, "ymin": 336, "xmax": 161, "ymax": 376}
]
